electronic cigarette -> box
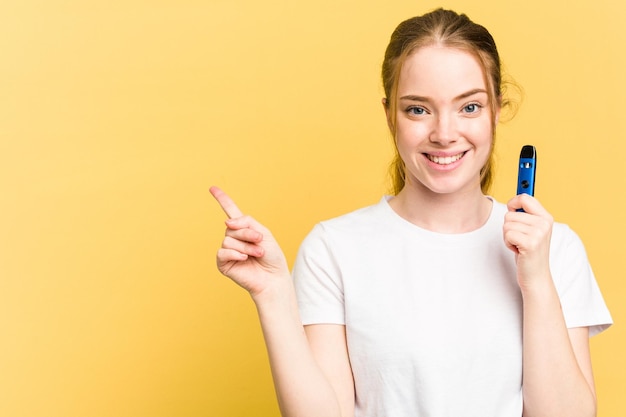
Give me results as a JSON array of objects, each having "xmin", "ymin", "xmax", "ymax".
[{"xmin": 516, "ymin": 145, "xmax": 536, "ymax": 197}]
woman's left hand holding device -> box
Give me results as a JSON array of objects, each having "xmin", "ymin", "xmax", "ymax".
[{"xmin": 503, "ymin": 193, "xmax": 554, "ymax": 292}]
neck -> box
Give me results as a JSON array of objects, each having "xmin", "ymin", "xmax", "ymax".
[{"xmin": 388, "ymin": 182, "xmax": 492, "ymax": 234}]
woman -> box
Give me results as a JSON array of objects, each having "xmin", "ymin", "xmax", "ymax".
[{"xmin": 210, "ymin": 9, "xmax": 612, "ymax": 417}]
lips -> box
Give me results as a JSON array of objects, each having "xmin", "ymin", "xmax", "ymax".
[{"xmin": 425, "ymin": 151, "xmax": 466, "ymax": 165}]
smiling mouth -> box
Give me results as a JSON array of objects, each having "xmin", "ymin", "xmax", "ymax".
[{"xmin": 426, "ymin": 152, "xmax": 467, "ymax": 165}]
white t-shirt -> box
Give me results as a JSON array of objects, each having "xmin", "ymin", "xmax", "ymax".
[{"xmin": 293, "ymin": 197, "xmax": 612, "ymax": 417}]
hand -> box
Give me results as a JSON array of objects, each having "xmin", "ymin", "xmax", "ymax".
[
  {"xmin": 210, "ymin": 186, "xmax": 290, "ymax": 299},
  {"xmin": 503, "ymin": 194, "xmax": 554, "ymax": 290}
]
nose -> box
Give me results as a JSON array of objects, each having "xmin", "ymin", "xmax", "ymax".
[{"xmin": 429, "ymin": 113, "xmax": 457, "ymax": 145}]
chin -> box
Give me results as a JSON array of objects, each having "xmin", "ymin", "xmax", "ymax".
[{"xmin": 419, "ymin": 179, "xmax": 480, "ymax": 196}]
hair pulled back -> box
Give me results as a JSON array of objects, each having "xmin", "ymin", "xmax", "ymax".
[{"xmin": 382, "ymin": 9, "xmax": 505, "ymax": 194}]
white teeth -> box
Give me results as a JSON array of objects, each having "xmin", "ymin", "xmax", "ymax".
[{"xmin": 427, "ymin": 152, "xmax": 464, "ymax": 165}]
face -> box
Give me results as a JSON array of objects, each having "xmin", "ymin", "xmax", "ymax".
[{"xmin": 389, "ymin": 46, "xmax": 499, "ymax": 196}]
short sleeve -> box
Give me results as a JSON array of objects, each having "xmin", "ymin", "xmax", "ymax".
[
  {"xmin": 550, "ymin": 224, "xmax": 613, "ymax": 337},
  {"xmin": 292, "ymin": 224, "xmax": 345, "ymax": 325}
]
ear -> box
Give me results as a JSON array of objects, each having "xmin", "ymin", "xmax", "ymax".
[{"xmin": 382, "ymin": 97, "xmax": 393, "ymax": 131}]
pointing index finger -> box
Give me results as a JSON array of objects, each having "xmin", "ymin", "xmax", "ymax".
[{"xmin": 210, "ymin": 186, "xmax": 244, "ymax": 219}]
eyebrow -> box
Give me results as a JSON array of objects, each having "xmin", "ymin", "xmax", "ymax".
[{"xmin": 399, "ymin": 88, "xmax": 488, "ymax": 102}]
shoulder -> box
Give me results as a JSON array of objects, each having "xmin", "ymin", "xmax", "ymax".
[
  {"xmin": 297, "ymin": 197, "xmax": 393, "ymax": 254},
  {"xmin": 324, "ymin": 197, "xmax": 389, "ymax": 224},
  {"xmin": 312, "ymin": 197, "xmax": 392, "ymax": 235},
  {"xmin": 550, "ymin": 221, "xmax": 586, "ymax": 255},
  {"xmin": 547, "ymin": 220, "xmax": 593, "ymax": 290}
]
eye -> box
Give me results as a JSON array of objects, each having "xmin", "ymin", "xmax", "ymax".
[
  {"xmin": 407, "ymin": 106, "xmax": 427, "ymax": 116},
  {"xmin": 462, "ymin": 103, "xmax": 482, "ymax": 114}
]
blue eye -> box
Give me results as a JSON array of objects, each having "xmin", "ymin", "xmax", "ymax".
[
  {"xmin": 463, "ymin": 103, "xmax": 482, "ymax": 113},
  {"xmin": 407, "ymin": 106, "xmax": 426, "ymax": 116}
]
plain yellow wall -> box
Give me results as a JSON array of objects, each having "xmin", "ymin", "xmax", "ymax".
[{"xmin": 0, "ymin": 1, "xmax": 624, "ymax": 416}]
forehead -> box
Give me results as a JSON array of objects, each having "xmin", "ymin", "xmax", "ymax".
[{"xmin": 398, "ymin": 46, "xmax": 487, "ymax": 97}]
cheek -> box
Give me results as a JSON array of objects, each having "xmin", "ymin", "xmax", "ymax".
[
  {"xmin": 474, "ymin": 125, "xmax": 494, "ymax": 166},
  {"xmin": 394, "ymin": 118, "xmax": 429, "ymax": 145},
  {"xmin": 394, "ymin": 126, "xmax": 426, "ymax": 162},
  {"xmin": 467, "ymin": 118, "xmax": 494, "ymax": 147}
]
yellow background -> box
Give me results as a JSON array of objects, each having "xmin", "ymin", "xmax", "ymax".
[{"xmin": 0, "ymin": 1, "xmax": 623, "ymax": 416}]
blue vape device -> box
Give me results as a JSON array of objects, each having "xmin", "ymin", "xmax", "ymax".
[{"xmin": 516, "ymin": 145, "xmax": 536, "ymax": 197}]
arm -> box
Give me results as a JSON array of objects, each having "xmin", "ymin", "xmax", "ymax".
[
  {"xmin": 504, "ymin": 194, "xmax": 596, "ymax": 417},
  {"xmin": 255, "ymin": 285, "xmax": 355, "ymax": 417},
  {"xmin": 519, "ymin": 276, "xmax": 596, "ymax": 417},
  {"xmin": 210, "ymin": 187, "xmax": 355, "ymax": 417},
  {"xmin": 305, "ymin": 324, "xmax": 355, "ymax": 417}
]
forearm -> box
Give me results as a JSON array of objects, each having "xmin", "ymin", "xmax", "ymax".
[
  {"xmin": 253, "ymin": 279, "xmax": 346, "ymax": 417},
  {"xmin": 210, "ymin": 187, "xmax": 348, "ymax": 416},
  {"xmin": 521, "ymin": 276, "xmax": 596, "ymax": 417}
]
